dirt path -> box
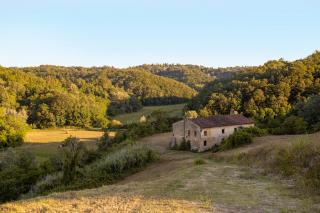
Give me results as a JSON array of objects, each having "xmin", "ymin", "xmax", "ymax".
[
  {"xmin": 118, "ymin": 133, "xmax": 320, "ymax": 212},
  {"xmin": 2, "ymin": 133, "xmax": 320, "ymax": 212}
]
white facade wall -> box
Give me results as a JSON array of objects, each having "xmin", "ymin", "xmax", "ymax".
[
  {"xmin": 172, "ymin": 119, "xmax": 254, "ymax": 152},
  {"xmin": 199, "ymin": 123, "xmax": 254, "ymax": 152}
]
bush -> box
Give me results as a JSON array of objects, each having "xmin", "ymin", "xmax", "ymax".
[
  {"xmin": 30, "ymin": 144, "xmax": 159, "ymax": 195},
  {"xmin": 0, "ymin": 150, "xmax": 42, "ymax": 202},
  {"xmin": 179, "ymin": 139, "xmax": 191, "ymax": 151},
  {"xmin": 60, "ymin": 137, "xmax": 86, "ymax": 184},
  {"xmin": 296, "ymin": 95, "xmax": 320, "ymax": 126},
  {"xmin": 0, "ymin": 113, "xmax": 29, "ymax": 148},
  {"xmin": 194, "ymin": 159, "xmax": 206, "ymax": 165},
  {"xmin": 219, "ymin": 131, "xmax": 253, "ymax": 151},
  {"xmin": 281, "ymin": 116, "xmax": 307, "ymax": 134},
  {"xmin": 27, "ymin": 173, "xmax": 63, "ymax": 197},
  {"xmin": 170, "ymin": 138, "xmax": 191, "ymax": 151},
  {"xmin": 242, "ymin": 127, "xmax": 267, "ymax": 137},
  {"xmin": 211, "ymin": 144, "xmax": 220, "ymax": 153},
  {"xmin": 91, "ymin": 145, "xmax": 158, "ymax": 178}
]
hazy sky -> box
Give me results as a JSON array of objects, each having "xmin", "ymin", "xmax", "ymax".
[{"xmin": 1, "ymin": 0, "xmax": 319, "ymax": 67}]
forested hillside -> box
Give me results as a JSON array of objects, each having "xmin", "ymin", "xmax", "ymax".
[
  {"xmin": 0, "ymin": 67, "xmax": 109, "ymax": 130},
  {"xmin": 188, "ymin": 51, "xmax": 320, "ymax": 122},
  {"xmin": 137, "ymin": 64, "xmax": 244, "ymax": 90},
  {"xmin": 0, "ymin": 65, "xmax": 197, "ymax": 138}
]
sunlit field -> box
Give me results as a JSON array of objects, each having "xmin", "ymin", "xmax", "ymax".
[
  {"xmin": 0, "ymin": 129, "xmax": 104, "ymax": 162},
  {"xmin": 112, "ymin": 104, "xmax": 185, "ymax": 124}
]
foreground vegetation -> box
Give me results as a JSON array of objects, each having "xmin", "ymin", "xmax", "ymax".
[
  {"xmin": 0, "ymin": 111, "xmax": 177, "ymax": 203},
  {"xmin": 2, "ymin": 133, "xmax": 319, "ymax": 212},
  {"xmin": 214, "ymin": 132, "xmax": 320, "ymax": 195}
]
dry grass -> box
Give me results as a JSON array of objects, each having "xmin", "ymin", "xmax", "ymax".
[
  {"xmin": 213, "ymin": 132, "xmax": 320, "ymax": 160},
  {"xmin": 25, "ymin": 129, "xmax": 104, "ymax": 144},
  {"xmin": 0, "ymin": 129, "xmax": 104, "ymax": 162},
  {"xmin": 1, "ymin": 192, "xmax": 208, "ymax": 213}
]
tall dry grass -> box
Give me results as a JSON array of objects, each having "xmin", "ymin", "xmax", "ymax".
[{"xmin": 216, "ymin": 138, "xmax": 320, "ymax": 194}]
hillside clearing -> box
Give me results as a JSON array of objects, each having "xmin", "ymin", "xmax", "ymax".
[
  {"xmin": 0, "ymin": 129, "xmax": 104, "ymax": 162},
  {"xmin": 112, "ymin": 104, "xmax": 185, "ymax": 124},
  {"xmin": 1, "ymin": 133, "xmax": 320, "ymax": 212}
]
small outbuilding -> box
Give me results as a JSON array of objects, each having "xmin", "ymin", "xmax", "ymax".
[{"xmin": 171, "ymin": 114, "xmax": 254, "ymax": 152}]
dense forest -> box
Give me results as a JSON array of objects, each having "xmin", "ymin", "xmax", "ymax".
[
  {"xmin": 188, "ymin": 51, "xmax": 320, "ymax": 131},
  {"xmin": 0, "ymin": 65, "xmax": 198, "ymax": 142},
  {"xmin": 137, "ymin": 64, "xmax": 245, "ymax": 90}
]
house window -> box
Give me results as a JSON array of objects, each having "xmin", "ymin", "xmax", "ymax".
[
  {"xmin": 187, "ymin": 130, "xmax": 190, "ymax": 136},
  {"xmin": 194, "ymin": 131, "xmax": 197, "ymax": 137},
  {"xmin": 204, "ymin": 130, "xmax": 207, "ymax": 136},
  {"xmin": 234, "ymin": 128, "xmax": 237, "ymax": 132},
  {"xmin": 204, "ymin": 140, "xmax": 207, "ymax": 146},
  {"xmin": 222, "ymin": 129, "xmax": 225, "ymax": 134}
]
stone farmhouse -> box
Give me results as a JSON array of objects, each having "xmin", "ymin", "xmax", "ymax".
[{"xmin": 172, "ymin": 114, "xmax": 254, "ymax": 152}]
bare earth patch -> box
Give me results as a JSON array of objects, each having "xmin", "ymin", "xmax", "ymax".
[{"xmin": 1, "ymin": 133, "xmax": 320, "ymax": 212}]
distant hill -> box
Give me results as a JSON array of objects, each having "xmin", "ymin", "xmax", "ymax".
[
  {"xmin": 18, "ymin": 65, "xmax": 197, "ymax": 105},
  {"xmin": 136, "ymin": 64, "xmax": 246, "ymax": 90}
]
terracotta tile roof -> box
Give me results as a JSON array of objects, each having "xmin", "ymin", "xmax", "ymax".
[{"xmin": 190, "ymin": 114, "xmax": 254, "ymax": 128}]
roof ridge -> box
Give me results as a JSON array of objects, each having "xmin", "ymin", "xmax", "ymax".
[{"xmin": 189, "ymin": 114, "xmax": 254, "ymax": 128}]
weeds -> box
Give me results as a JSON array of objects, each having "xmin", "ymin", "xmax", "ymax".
[{"xmin": 194, "ymin": 159, "xmax": 206, "ymax": 165}]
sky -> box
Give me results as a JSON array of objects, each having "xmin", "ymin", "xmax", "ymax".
[{"xmin": 1, "ymin": 0, "xmax": 320, "ymax": 68}]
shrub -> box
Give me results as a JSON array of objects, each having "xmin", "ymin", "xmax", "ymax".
[
  {"xmin": 27, "ymin": 173, "xmax": 63, "ymax": 197},
  {"xmin": 30, "ymin": 144, "xmax": 159, "ymax": 195},
  {"xmin": 211, "ymin": 144, "xmax": 220, "ymax": 153},
  {"xmin": 0, "ymin": 150, "xmax": 42, "ymax": 202},
  {"xmin": 91, "ymin": 145, "xmax": 158, "ymax": 177},
  {"xmin": 59, "ymin": 137, "xmax": 86, "ymax": 184},
  {"xmin": 0, "ymin": 113, "xmax": 29, "ymax": 148},
  {"xmin": 242, "ymin": 127, "xmax": 267, "ymax": 137},
  {"xmin": 312, "ymin": 122, "xmax": 320, "ymax": 132},
  {"xmin": 219, "ymin": 131, "xmax": 253, "ymax": 151},
  {"xmin": 178, "ymin": 139, "xmax": 191, "ymax": 151},
  {"xmin": 281, "ymin": 116, "xmax": 307, "ymax": 134},
  {"xmin": 194, "ymin": 159, "xmax": 206, "ymax": 165},
  {"xmin": 296, "ymin": 95, "xmax": 320, "ymax": 125},
  {"xmin": 274, "ymin": 139, "xmax": 320, "ymax": 192}
]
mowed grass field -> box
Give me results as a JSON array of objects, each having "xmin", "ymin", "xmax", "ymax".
[
  {"xmin": 112, "ymin": 103, "xmax": 185, "ymax": 124},
  {"xmin": 1, "ymin": 129, "xmax": 104, "ymax": 162},
  {"xmin": 3, "ymin": 133, "xmax": 320, "ymax": 212}
]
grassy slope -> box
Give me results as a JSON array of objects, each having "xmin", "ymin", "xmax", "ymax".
[
  {"xmin": 112, "ymin": 104, "xmax": 185, "ymax": 124},
  {"xmin": 2, "ymin": 133, "xmax": 320, "ymax": 212},
  {"xmin": 1, "ymin": 129, "xmax": 104, "ymax": 162},
  {"xmin": 213, "ymin": 132, "xmax": 320, "ymax": 161}
]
